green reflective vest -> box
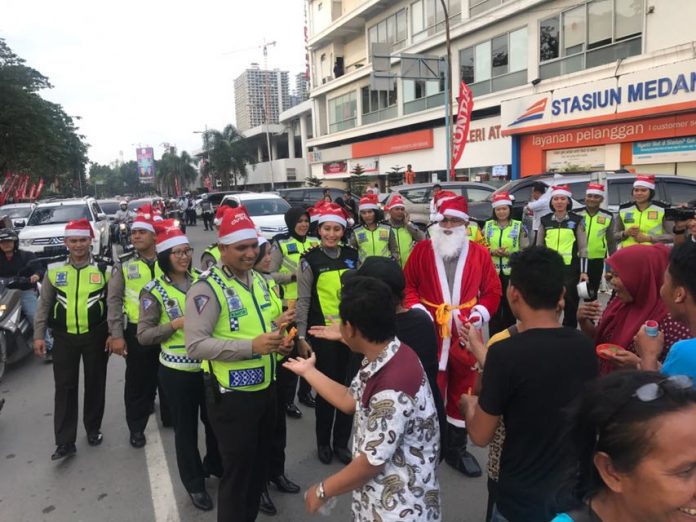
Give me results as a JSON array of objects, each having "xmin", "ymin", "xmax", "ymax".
[
  {"xmin": 353, "ymin": 224, "xmax": 392, "ymax": 263},
  {"xmin": 201, "ymin": 267, "xmax": 282, "ymax": 391},
  {"xmin": 48, "ymin": 258, "xmax": 110, "ymax": 335},
  {"xmin": 483, "ymin": 219, "xmax": 523, "ymax": 275},
  {"xmin": 145, "ymin": 274, "xmax": 201, "ymax": 372},
  {"xmin": 276, "ymin": 236, "xmax": 319, "ymax": 300},
  {"xmin": 619, "ymin": 203, "xmax": 665, "ymax": 247},
  {"xmin": 391, "ymin": 225, "xmax": 415, "ymax": 269},
  {"xmin": 468, "ymin": 222, "xmax": 485, "ymax": 245},
  {"xmin": 201, "ymin": 244, "xmax": 221, "ymax": 269},
  {"xmin": 579, "ymin": 209, "xmax": 613, "ymax": 259},
  {"xmin": 122, "ymin": 255, "xmax": 160, "ymax": 324},
  {"xmin": 541, "ymin": 213, "xmax": 582, "ymax": 266}
]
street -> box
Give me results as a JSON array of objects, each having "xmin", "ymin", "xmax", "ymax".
[{"xmin": 0, "ymin": 224, "xmax": 488, "ymax": 522}]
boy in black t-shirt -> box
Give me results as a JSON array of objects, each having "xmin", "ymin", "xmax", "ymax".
[{"xmin": 459, "ymin": 246, "xmax": 597, "ymax": 522}]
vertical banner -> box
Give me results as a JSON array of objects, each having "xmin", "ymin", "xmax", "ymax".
[
  {"xmin": 35, "ymin": 178, "xmax": 45, "ymax": 200},
  {"xmin": 451, "ymin": 81, "xmax": 474, "ymax": 180},
  {"xmin": 136, "ymin": 147, "xmax": 156, "ymax": 184}
]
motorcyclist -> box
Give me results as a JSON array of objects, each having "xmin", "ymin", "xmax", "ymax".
[{"xmin": 113, "ymin": 201, "xmax": 134, "ymax": 244}]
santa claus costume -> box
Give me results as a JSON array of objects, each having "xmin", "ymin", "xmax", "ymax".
[{"xmin": 404, "ymin": 196, "xmax": 502, "ymax": 477}]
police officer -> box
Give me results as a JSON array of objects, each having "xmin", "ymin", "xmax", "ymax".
[
  {"xmin": 576, "ymin": 183, "xmax": 617, "ymax": 297},
  {"xmin": 33, "ymin": 219, "xmax": 111, "ymax": 460},
  {"xmin": 383, "ymin": 194, "xmax": 424, "ymax": 268},
  {"xmin": 199, "ymin": 194, "xmax": 214, "ymax": 231},
  {"xmin": 200, "ymin": 206, "xmax": 230, "ymax": 270},
  {"xmin": 106, "ymin": 213, "xmax": 169, "ymax": 448},
  {"xmin": 616, "ymin": 175, "xmax": 674, "ymax": 247},
  {"xmin": 349, "ymin": 194, "xmax": 398, "ymax": 265},
  {"xmin": 185, "ymin": 207, "xmax": 294, "ymax": 522},
  {"xmin": 537, "ymin": 185, "xmax": 588, "ymax": 329}
]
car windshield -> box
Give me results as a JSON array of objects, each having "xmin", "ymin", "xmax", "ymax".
[
  {"xmin": 27, "ymin": 205, "xmax": 90, "ymax": 225},
  {"xmin": 128, "ymin": 199, "xmax": 151, "ymax": 211},
  {"xmin": 0, "ymin": 206, "xmax": 32, "ymax": 218},
  {"xmin": 99, "ymin": 201, "xmax": 120, "ymax": 215},
  {"xmin": 242, "ymin": 198, "xmax": 290, "ymax": 216}
]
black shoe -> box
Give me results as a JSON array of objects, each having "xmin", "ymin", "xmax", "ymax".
[
  {"xmin": 298, "ymin": 393, "xmax": 316, "ymax": 408},
  {"xmin": 445, "ymin": 448, "xmax": 482, "ymax": 477},
  {"xmin": 285, "ymin": 403, "xmax": 302, "ymax": 419},
  {"xmin": 188, "ymin": 490, "xmax": 214, "ymax": 511},
  {"xmin": 259, "ymin": 488, "xmax": 277, "ymax": 516},
  {"xmin": 130, "ymin": 431, "xmax": 146, "ymax": 448},
  {"xmin": 43, "ymin": 352, "xmax": 53, "ymax": 363},
  {"xmin": 333, "ymin": 447, "xmax": 352, "ymax": 465},
  {"xmin": 317, "ymin": 445, "xmax": 333, "ymax": 465},
  {"xmin": 87, "ymin": 431, "xmax": 103, "ymax": 446},
  {"xmin": 51, "ymin": 443, "xmax": 76, "ymax": 461},
  {"xmin": 270, "ymin": 474, "xmax": 300, "ymax": 494}
]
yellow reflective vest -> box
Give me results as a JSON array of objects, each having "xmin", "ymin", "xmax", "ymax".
[
  {"xmin": 121, "ymin": 254, "xmax": 161, "ymax": 324},
  {"xmin": 619, "ymin": 203, "xmax": 665, "ymax": 247},
  {"xmin": 483, "ymin": 219, "xmax": 523, "ymax": 275},
  {"xmin": 275, "ymin": 236, "xmax": 319, "ymax": 300}
]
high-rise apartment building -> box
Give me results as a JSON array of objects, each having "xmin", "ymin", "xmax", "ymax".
[{"xmin": 234, "ymin": 65, "xmax": 291, "ymax": 132}]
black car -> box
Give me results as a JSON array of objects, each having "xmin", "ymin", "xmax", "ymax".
[{"xmin": 278, "ymin": 188, "xmax": 360, "ymax": 209}]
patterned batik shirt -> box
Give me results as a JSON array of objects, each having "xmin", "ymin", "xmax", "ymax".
[{"xmin": 349, "ymin": 338, "xmax": 442, "ymax": 522}]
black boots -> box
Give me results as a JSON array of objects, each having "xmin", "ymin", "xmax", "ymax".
[{"xmin": 445, "ymin": 425, "xmax": 482, "ymax": 477}]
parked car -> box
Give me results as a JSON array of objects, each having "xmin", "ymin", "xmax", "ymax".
[
  {"xmin": 0, "ymin": 203, "xmax": 36, "ymax": 229},
  {"xmin": 128, "ymin": 197, "xmax": 164, "ymax": 214},
  {"xmin": 278, "ymin": 187, "xmax": 360, "ymax": 209},
  {"xmin": 220, "ymin": 193, "xmax": 291, "ymax": 239},
  {"xmin": 385, "ymin": 182, "xmax": 496, "ymax": 226},
  {"xmin": 18, "ymin": 198, "xmax": 111, "ymax": 258}
]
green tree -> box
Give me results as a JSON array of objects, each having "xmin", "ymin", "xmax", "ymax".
[
  {"xmin": 200, "ymin": 125, "xmax": 256, "ymax": 189},
  {"xmin": 156, "ymin": 148, "xmax": 197, "ymax": 196}
]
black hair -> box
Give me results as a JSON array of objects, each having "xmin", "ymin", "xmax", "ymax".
[
  {"xmin": 509, "ymin": 246, "xmax": 565, "ymax": 310},
  {"xmin": 358, "ymin": 208, "xmax": 384, "ymax": 225},
  {"xmin": 339, "ymin": 276, "xmax": 396, "ymax": 343},
  {"xmin": 532, "ymin": 182, "xmax": 547, "ymax": 194},
  {"xmin": 433, "ymin": 183, "xmax": 442, "ymax": 190},
  {"xmin": 549, "ymin": 196, "xmax": 573, "ymax": 212},
  {"xmin": 669, "ymin": 241, "xmax": 696, "ymax": 298},
  {"xmin": 490, "ymin": 204, "xmax": 512, "ymax": 221},
  {"xmin": 554, "ymin": 371, "xmax": 696, "ymax": 512},
  {"xmin": 633, "ymin": 186, "xmax": 656, "ymax": 201},
  {"xmin": 254, "ymin": 241, "xmax": 270, "ymax": 268},
  {"xmin": 156, "ymin": 247, "xmax": 191, "ymax": 276}
]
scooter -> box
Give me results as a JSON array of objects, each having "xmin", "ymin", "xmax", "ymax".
[{"xmin": 0, "ymin": 276, "xmax": 35, "ymax": 381}]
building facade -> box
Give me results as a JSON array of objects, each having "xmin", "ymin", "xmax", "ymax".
[{"xmin": 234, "ymin": 65, "xmax": 292, "ymax": 132}]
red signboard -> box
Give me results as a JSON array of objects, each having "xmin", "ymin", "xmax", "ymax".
[
  {"xmin": 322, "ymin": 161, "xmax": 348, "ymax": 176},
  {"xmin": 351, "ymin": 129, "xmax": 434, "ymax": 158}
]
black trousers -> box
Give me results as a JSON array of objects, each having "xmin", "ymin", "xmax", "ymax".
[
  {"xmin": 124, "ymin": 323, "xmax": 169, "ymax": 433},
  {"xmin": 486, "ymin": 477, "xmax": 499, "ymax": 522},
  {"xmin": 269, "ymin": 375, "xmax": 287, "ymax": 478},
  {"xmin": 202, "ymin": 212, "xmax": 213, "ymax": 230},
  {"xmin": 277, "ymin": 341, "xmax": 311, "ymax": 404},
  {"xmin": 562, "ymin": 264, "xmax": 580, "ymax": 328},
  {"xmin": 587, "ymin": 258, "xmax": 605, "ymax": 298},
  {"xmin": 488, "ymin": 273, "xmax": 515, "ymax": 337},
  {"xmin": 52, "ymin": 323, "xmax": 109, "ymax": 445},
  {"xmin": 207, "ymin": 383, "xmax": 276, "ymax": 522},
  {"xmin": 312, "ymin": 338, "xmax": 359, "ymax": 449},
  {"xmin": 159, "ymin": 365, "xmax": 221, "ymax": 493}
]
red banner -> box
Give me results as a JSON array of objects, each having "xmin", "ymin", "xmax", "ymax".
[
  {"xmin": 451, "ymin": 81, "xmax": 474, "ymax": 180},
  {"xmin": 35, "ymin": 178, "xmax": 45, "ymax": 200}
]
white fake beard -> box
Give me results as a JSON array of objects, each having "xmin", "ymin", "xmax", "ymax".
[{"xmin": 430, "ymin": 224, "xmax": 468, "ymax": 259}]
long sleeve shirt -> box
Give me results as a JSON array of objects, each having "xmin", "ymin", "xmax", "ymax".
[
  {"xmin": 526, "ymin": 191, "xmax": 553, "ymax": 232},
  {"xmin": 137, "ymin": 274, "xmax": 192, "ymax": 346},
  {"xmin": 295, "ymin": 245, "xmax": 340, "ymax": 338},
  {"xmin": 106, "ymin": 255, "xmax": 158, "ymax": 338}
]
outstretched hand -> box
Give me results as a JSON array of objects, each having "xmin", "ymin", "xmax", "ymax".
[
  {"xmin": 283, "ymin": 352, "xmax": 317, "ymax": 377},
  {"xmin": 308, "ymin": 323, "xmax": 343, "ymax": 342}
]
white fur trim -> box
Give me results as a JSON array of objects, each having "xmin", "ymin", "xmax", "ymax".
[
  {"xmin": 551, "ymin": 189, "xmax": 572, "ymax": 198},
  {"xmin": 359, "ymin": 203, "xmax": 379, "ymax": 211},
  {"xmin": 471, "ymin": 304, "xmax": 491, "ymax": 325},
  {"xmin": 131, "ymin": 221, "xmax": 155, "ymax": 233},
  {"xmin": 317, "ymin": 214, "xmax": 347, "ymax": 227},
  {"xmin": 387, "ymin": 202, "xmax": 405, "ymax": 210},
  {"xmin": 218, "ymin": 228, "xmax": 258, "ymax": 245},
  {"xmin": 491, "ymin": 199, "xmax": 512, "ymax": 208},
  {"xmin": 634, "ymin": 180, "xmax": 655, "ymax": 190},
  {"xmin": 156, "ymin": 235, "xmax": 189, "ymax": 253},
  {"xmin": 442, "ymin": 208, "xmax": 470, "ymax": 221},
  {"xmin": 585, "ymin": 188, "xmax": 605, "ymax": 197},
  {"xmin": 64, "ymin": 228, "xmax": 92, "ymax": 238}
]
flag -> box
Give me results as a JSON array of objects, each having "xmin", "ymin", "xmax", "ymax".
[
  {"xmin": 28, "ymin": 183, "xmax": 36, "ymax": 200},
  {"xmin": 35, "ymin": 178, "xmax": 45, "ymax": 199},
  {"xmin": 450, "ymin": 81, "xmax": 474, "ymax": 180}
]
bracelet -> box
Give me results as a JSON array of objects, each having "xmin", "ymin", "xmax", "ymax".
[{"xmin": 316, "ymin": 481, "xmax": 326, "ymax": 500}]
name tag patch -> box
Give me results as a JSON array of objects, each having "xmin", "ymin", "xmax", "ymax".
[
  {"xmin": 357, "ymin": 232, "xmax": 367, "ymax": 242},
  {"xmin": 90, "ymin": 273, "xmax": 103, "ymax": 285},
  {"xmin": 648, "ymin": 211, "xmax": 658, "ymax": 220},
  {"xmin": 567, "ymin": 221, "xmax": 576, "ymax": 230},
  {"xmin": 378, "ymin": 230, "xmax": 389, "ymax": 241},
  {"xmin": 624, "ymin": 212, "xmax": 634, "ymax": 223},
  {"xmin": 165, "ymin": 298, "xmax": 182, "ymax": 319},
  {"xmin": 127, "ymin": 264, "xmax": 141, "ymax": 279},
  {"xmin": 225, "ymin": 288, "xmax": 247, "ymax": 321},
  {"xmin": 286, "ymin": 243, "xmax": 298, "ymax": 254},
  {"xmin": 597, "ymin": 216, "xmax": 606, "ymax": 225},
  {"xmin": 55, "ymin": 272, "xmax": 68, "ymax": 287}
]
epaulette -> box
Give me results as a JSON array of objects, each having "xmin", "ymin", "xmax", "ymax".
[
  {"xmin": 206, "ymin": 243, "xmax": 218, "ymax": 250},
  {"xmin": 143, "ymin": 280, "xmax": 157, "ymax": 292},
  {"xmin": 47, "ymin": 256, "xmax": 68, "ymax": 270},
  {"xmin": 619, "ymin": 201, "xmax": 636, "ymax": 209},
  {"xmin": 118, "ymin": 250, "xmax": 136, "ymax": 263},
  {"xmin": 598, "ymin": 208, "xmax": 613, "ymax": 217},
  {"xmin": 197, "ymin": 269, "xmax": 212, "ymax": 280},
  {"xmin": 191, "ymin": 267, "xmax": 202, "ymax": 276},
  {"xmin": 301, "ymin": 245, "xmax": 321, "ymax": 258},
  {"xmin": 271, "ymin": 231, "xmax": 290, "ymax": 243},
  {"xmin": 652, "ymin": 200, "xmax": 668, "ymax": 209}
]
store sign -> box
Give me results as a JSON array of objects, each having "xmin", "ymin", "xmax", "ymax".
[
  {"xmin": 632, "ymin": 137, "xmax": 696, "ymax": 164},
  {"xmin": 322, "ymin": 161, "xmax": 348, "ymax": 176},
  {"xmin": 502, "ymin": 60, "xmax": 696, "ymax": 134},
  {"xmin": 348, "ymin": 158, "xmax": 379, "ymax": 174},
  {"xmin": 546, "ymin": 147, "xmax": 605, "ymax": 171},
  {"xmin": 492, "ymin": 165, "xmax": 508, "ymax": 177},
  {"xmin": 352, "ymin": 129, "xmax": 433, "ymax": 158}
]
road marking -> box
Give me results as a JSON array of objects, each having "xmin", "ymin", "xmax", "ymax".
[{"xmin": 144, "ymin": 421, "xmax": 181, "ymax": 522}]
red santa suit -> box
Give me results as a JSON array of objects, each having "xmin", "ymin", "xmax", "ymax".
[{"xmin": 404, "ymin": 198, "xmax": 501, "ymax": 426}]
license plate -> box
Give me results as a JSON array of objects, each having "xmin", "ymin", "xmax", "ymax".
[{"xmin": 44, "ymin": 246, "xmax": 68, "ymax": 256}]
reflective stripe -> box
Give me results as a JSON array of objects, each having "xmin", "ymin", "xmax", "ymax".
[{"xmin": 393, "ymin": 226, "xmax": 414, "ymax": 268}]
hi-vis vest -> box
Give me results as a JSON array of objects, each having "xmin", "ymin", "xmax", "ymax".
[
  {"xmin": 578, "ymin": 209, "xmax": 613, "ymax": 259},
  {"xmin": 145, "ymin": 274, "xmax": 201, "ymax": 372},
  {"xmin": 619, "ymin": 203, "xmax": 665, "ymax": 247},
  {"xmin": 201, "ymin": 266, "xmax": 282, "ymax": 391},
  {"xmin": 121, "ymin": 254, "xmax": 161, "ymax": 324},
  {"xmin": 541, "ymin": 213, "xmax": 582, "ymax": 266},
  {"xmin": 48, "ymin": 258, "xmax": 110, "ymax": 335},
  {"xmin": 353, "ymin": 224, "xmax": 392, "ymax": 262},
  {"xmin": 483, "ymin": 220, "xmax": 523, "ymax": 275},
  {"xmin": 468, "ymin": 222, "xmax": 485, "ymax": 245},
  {"xmin": 392, "ymin": 225, "xmax": 415, "ymax": 269},
  {"xmin": 202, "ymin": 244, "xmax": 221, "ymax": 268},
  {"xmin": 276, "ymin": 236, "xmax": 319, "ymax": 300}
]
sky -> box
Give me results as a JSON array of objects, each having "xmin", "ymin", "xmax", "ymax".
[{"xmin": 0, "ymin": 0, "xmax": 307, "ymax": 165}]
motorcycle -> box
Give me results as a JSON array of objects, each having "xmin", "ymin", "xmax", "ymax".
[
  {"xmin": 118, "ymin": 221, "xmax": 131, "ymax": 250},
  {"xmin": 0, "ymin": 276, "xmax": 35, "ymax": 382}
]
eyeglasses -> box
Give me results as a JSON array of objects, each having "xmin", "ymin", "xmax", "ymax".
[
  {"xmin": 171, "ymin": 248, "xmax": 193, "ymax": 258},
  {"xmin": 633, "ymin": 375, "xmax": 693, "ymax": 402},
  {"xmin": 440, "ymin": 217, "xmax": 466, "ymax": 225}
]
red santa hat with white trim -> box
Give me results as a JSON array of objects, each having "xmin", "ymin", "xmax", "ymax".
[
  {"xmin": 358, "ymin": 193, "xmax": 380, "ymax": 212},
  {"xmin": 308, "ymin": 200, "xmax": 330, "ymax": 223},
  {"xmin": 214, "ymin": 205, "xmax": 231, "ymax": 226},
  {"xmin": 491, "ymin": 192, "xmax": 513, "ymax": 208},
  {"xmin": 154, "ymin": 219, "xmax": 189, "ymax": 253},
  {"xmin": 218, "ymin": 206, "xmax": 258, "ymax": 245},
  {"xmin": 550, "ymin": 185, "xmax": 572, "ymax": 198},
  {"xmin": 433, "ymin": 190, "xmax": 457, "ymax": 210},
  {"xmin": 586, "ymin": 183, "xmax": 606, "ymax": 197},
  {"xmin": 435, "ymin": 196, "xmax": 469, "ymax": 222},
  {"xmin": 131, "ymin": 213, "xmax": 155, "ymax": 233},
  {"xmin": 64, "ymin": 218, "xmax": 94, "ymax": 238},
  {"xmin": 316, "ymin": 203, "xmax": 350, "ymax": 228},
  {"xmin": 633, "ymin": 175, "xmax": 656, "ymax": 190},
  {"xmin": 384, "ymin": 194, "xmax": 405, "ymax": 211}
]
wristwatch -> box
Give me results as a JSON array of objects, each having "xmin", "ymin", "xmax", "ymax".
[{"xmin": 315, "ymin": 481, "xmax": 326, "ymax": 500}]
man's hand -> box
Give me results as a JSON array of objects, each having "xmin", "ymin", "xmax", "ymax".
[
  {"xmin": 579, "ymin": 272, "xmax": 589, "ymax": 283},
  {"xmin": 297, "ymin": 338, "xmax": 312, "ymax": 358},
  {"xmin": 251, "ymin": 332, "xmax": 284, "ymax": 355},
  {"xmin": 305, "ymin": 483, "xmax": 324, "ymax": 514},
  {"xmin": 276, "ymin": 309, "xmax": 296, "ymax": 328},
  {"xmin": 635, "ymin": 233, "xmax": 652, "ymax": 243},
  {"xmin": 308, "ymin": 323, "xmax": 343, "ymax": 342},
  {"xmin": 29, "ymin": 274, "xmax": 40, "ymax": 284},
  {"xmin": 283, "ymin": 351, "xmax": 317, "ymax": 377},
  {"xmin": 171, "ymin": 317, "xmax": 185, "ymax": 330},
  {"xmin": 577, "ymin": 301, "xmax": 602, "ymax": 322},
  {"xmin": 634, "ymin": 326, "xmax": 664, "ymax": 363},
  {"xmin": 458, "ymin": 393, "xmax": 478, "ymax": 421},
  {"xmin": 457, "ymin": 321, "xmax": 485, "ymax": 366},
  {"xmin": 107, "ymin": 336, "xmax": 128, "ymax": 356},
  {"xmin": 33, "ymin": 339, "xmax": 46, "ymax": 358},
  {"xmin": 627, "ymin": 226, "xmax": 640, "ymax": 238}
]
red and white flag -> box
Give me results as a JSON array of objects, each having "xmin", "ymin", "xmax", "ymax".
[{"xmin": 450, "ymin": 81, "xmax": 474, "ymax": 180}]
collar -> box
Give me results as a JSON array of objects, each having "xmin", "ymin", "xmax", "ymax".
[
  {"xmin": 135, "ymin": 251, "xmax": 157, "ymax": 265},
  {"xmin": 357, "ymin": 338, "xmax": 400, "ymax": 384},
  {"xmin": 221, "ymin": 265, "xmax": 252, "ymax": 287},
  {"xmin": 68, "ymin": 255, "xmax": 92, "ymax": 269},
  {"xmin": 551, "ymin": 213, "xmax": 570, "ymax": 223}
]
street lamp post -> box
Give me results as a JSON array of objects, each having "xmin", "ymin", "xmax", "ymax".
[{"xmin": 439, "ymin": 0, "xmax": 454, "ymax": 181}]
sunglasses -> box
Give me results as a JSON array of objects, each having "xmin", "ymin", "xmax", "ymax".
[{"xmin": 632, "ymin": 375, "xmax": 693, "ymax": 402}]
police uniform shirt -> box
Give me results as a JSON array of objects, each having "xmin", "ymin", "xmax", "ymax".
[
  {"xmin": 388, "ymin": 219, "xmax": 426, "ymax": 242},
  {"xmin": 106, "ymin": 253, "xmax": 158, "ymax": 338},
  {"xmin": 614, "ymin": 203, "xmax": 674, "ymax": 244},
  {"xmin": 137, "ymin": 274, "xmax": 193, "ymax": 346}
]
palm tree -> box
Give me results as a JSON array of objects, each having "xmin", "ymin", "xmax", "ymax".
[
  {"xmin": 201, "ymin": 125, "xmax": 256, "ymax": 190},
  {"xmin": 156, "ymin": 148, "xmax": 197, "ymax": 196}
]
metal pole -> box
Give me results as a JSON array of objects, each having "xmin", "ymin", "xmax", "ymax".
[
  {"xmin": 440, "ymin": 0, "xmax": 453, "ymax": 181},
  {"xmin": 444, "ymin": 56, "xmax": 451, "ymax": 183}
]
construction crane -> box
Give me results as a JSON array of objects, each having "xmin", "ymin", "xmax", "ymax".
[{"xmin": 224, "ymin": 40, "xmax": 276, "ymax": 69}]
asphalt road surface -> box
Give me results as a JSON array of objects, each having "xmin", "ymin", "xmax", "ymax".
[{"xmin": 0, "ymin": 224, "xmax": 488, "ymax": 522}]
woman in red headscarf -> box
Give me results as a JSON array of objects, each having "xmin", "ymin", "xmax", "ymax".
[{"xmin": 577, "ymin": 244, "xmax": 690, "ymax": 374}]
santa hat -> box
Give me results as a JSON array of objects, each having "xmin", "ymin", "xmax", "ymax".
[
  {"xmin": 435, "ymin": 196, "xmax": 469, "ymax": 222},
  {"xmin": 218, "ymin": 206, "xmax": 258, "ymax": 245},
  {"xmin": 64, "ymin": 218, "xmax": 94, "ymax": 238},
  {"xmin": 131, "ymin": 213, "xmax": 155, "ymax": 233},
  {"xmin": 551, "ymin": 185, "xmax": 572, "ymax": 198},
  {"xmin": 491, "ymin": 192, "xmax": 513, "ymax": 208},
  {"xmin": 586, "ymin": 183, "xmax": 606, "ymax": 197},
  {"xmin": 308, "ymin": 200, "xmax": 330, "ymax": 223},
  {"xmin": 137, "ymin": 204, "xmax": 156, "ymax": 220},
  {"xmin": 433, "ymin": 190, "xmax": 457, "ymax": 210},
  {"xmin": 634, "ymin": 175, "xmax": 656, "ymax": 190},
  {"xmin": 154, "ymin": 219, "xmax": 189, "ymax": 253},
  {"xmin": 316, "ymin": 203, "xmax": 350, "ymax": 228},
  {"xmin": 214, "ymin": 205, "xmax": 231, "ymax": 226},
  {"xmin": 385, "ymin": 194, "xmax": 405, "ymax": 211},
  {"xmin": 358, "ymin": 193, "xmax": 379, "ymax": 212}
]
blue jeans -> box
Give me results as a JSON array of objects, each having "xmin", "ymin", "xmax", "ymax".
[
  {"xmin": 21, "ymin": 289, "xmax": 53, "ymax": 351},
  {"xmin": 490, "ymin": 505, "xmax": 510, "ymax": 522}
]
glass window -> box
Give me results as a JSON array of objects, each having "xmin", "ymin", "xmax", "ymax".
[
  {"xmin": 460, "ymin": 47, "xmax": 474, "ymax": 84},
  {"xmin": 368, "ymin": 8, "xmax": 408, "ymax": 52},
  {"xmin": 615, "ymin": 0, "xmax": 642, "ymax": 40},
  {"xmin": 474, "ymin": 41, "xmax": 491, "ymax": 82},
  {"xmin": 607, "ymin": 180, "xmax": 634, "ymax": 206},
  {"xmin": 28, "ymin": 205, "xmax": 91, "ymax": 226},
  {"xmin": 491, "ymin": 34, "xmax": 508, "ymax": 77},
  {"xmin": 460, "ymin": 29, "xmax": 527, "ymax": 94},
  {"xmin": 509, "ymin": 28, "xmax": 528, "ymax": 72},
  {"xmin": 563, "ymin": 6, "xmax": 585, "ymax": 55},
  {"xmin": 663, "ymin": 180, "xmax": 696, "ymax": 205},
  {"xmin": 540, "ymin": 17, "xmax": 560, "ymax": 61},
  {"xmin": 396, "ymin": 10, "xmax": 408, "ymax": 42},
  {"xmin": 509, "ymin": 184, "xmax": 533, "ymax": 203},
  {"xmin": 361, "ymin": 87, "xmax": 370, "ymax": 115},
  {"xmin": 400, "ymin": 187, "xmax": 431, "ymax": 204},
  {"xmin": 412, "ymin": 0, "xmax": 424, "ymax": 34},
  {"xmin": 465, "ymin": 187, "xmax": 495, "ymax": 202},
  {"xmin": 242, "ymin": 198, "xmax": 291, "ymax": 217},
  {"xmin": 588, "ymin": 0, "xmax": 613, "ymax": 49},
  {"xmin": 328, "ymin": 92, "xmax": 357, "ymax": 132}
]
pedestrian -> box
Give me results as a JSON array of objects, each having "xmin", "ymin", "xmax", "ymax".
[
  {"xmin": 200, "ymin": 206, "xmax": 230, "ymax": 270},
  {"xmin": 404, "ymin": 163, "xmax": 415, "ymax": 184},
  {"xmin": 137, "ymin": 220, "xmax": 221, "ymax": 512},
  {"xmin": 429, "ymin": 184, "xmax": 445, "ymax": 222},
  {"xmin": 459, "ymin": 246, "xmax": 597, "ymax": 522},
  {"xmin": 185, "ymin": 206, "xmax": 294, "ymax": 522},
  {"xmin": 577, "ymin": 244, "xmax": 690, "ymax": 375},
  {"xmin": 349, "ymin": 193, "xmax": 399, "ymax": 265},
  {"xmin": 285, "ymin": 276, "xmax": 442, "ymax": 521},
  {"xmin": 33, "ymin": 218, "xmax": 112, "ymax": 460},
  {"xmin": 268, "ymin": 207, "xmax": 320, "ymax": 414},
  {"xmin": 404, "ymin": 196, "xmax": 502, "ymax": 478},
  {"xmin": 342, "ymin": 189, "xmax": 358, "ymax": 221},
  {"xmin": 551, "ymin": 371, "xmax": 696, "ymax": 522},
  {"xmin": 575, "ymin": 183, "xmax": 617, "ymax": 297},
  {"xmin": 483, "ymin": 192, "xmax": 527, "ymax": 336},
  {"xmin": 524, "ymin": 181, "xmax": 551, "ymax": 246},
  {"xmin": 616, "ymin": 175, "xmax": 673, "ymax": 247},
  {"xmin": 384, "ymin": 194, "xmax": 425, "ymax": 268},
  {"xmin": 295, "ymin": 203, "xmax": 361, "ymax": 465},
  {"xmin": 199, "ymin": 194, "xmax": 214, "ymax": 231},
  {"xmin": 536, "ymin": 185, "xmax": 588, "ymax": 328}
]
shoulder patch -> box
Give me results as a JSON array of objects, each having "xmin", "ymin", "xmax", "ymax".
[
  {"xmin": 118, "ymin": 251, "xmax": 135, "ymax": 262},
  {"xmin": 301, "ymin": 258, "xmax": 310, "ymax": 272},
  {"xmin": 193, "ymin": 294, "xmax": 210, "ymax": 314},
  {"xmin": 141, "ymin": 295, "xmax": 155, "ymax": 311}
]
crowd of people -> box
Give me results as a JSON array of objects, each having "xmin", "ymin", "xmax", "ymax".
[{"xmin": 0, "ymin": 173, "xmax": 694, "ymax": 522}]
